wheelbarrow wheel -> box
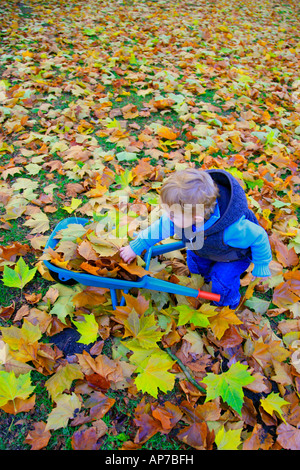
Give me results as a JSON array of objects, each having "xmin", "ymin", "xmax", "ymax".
[{"xmin": 48, "ymin": 269, "xmax": 78, "ymax": 286}]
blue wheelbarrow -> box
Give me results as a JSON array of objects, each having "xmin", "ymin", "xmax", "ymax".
[{"xmin": 43, "ymin": 217, "xmax": 221, "ymax": 309}]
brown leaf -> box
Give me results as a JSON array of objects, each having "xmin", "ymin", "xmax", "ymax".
[
  {"xmin": 24, "ymin": 292, "xmax": 42, "ymax": 304},
  {"xmin": 85, "ymin": 391, "xmax": 115, "ymax": 421},
  {"xmin": 270, "ymin": 233, "xmax": 299, "ymax": 268},
  {"xmin": 85, "ymin": 373, "xmax": 111, "ymax": 391},
  {"xmin": 0, "ymin": 302, "xmax": 15, "ymax": 320},
  {"xmin": 177, "ymin": 422, "xmax": 214, "ymax": 450},
  {"xmin": 72, "ymin": 286, "xmax": 109, "ymax": 308},
  {"xmin": 25, "ymin": 421, "xmax": 51, "ymax": 450},
  {"xmin": 77, "ymin": 240, "xmax": 99, "ymax": 261},
  {"xmin": 71, "ymin": 426, "xmax": 101, "ymax": 450},
  {"xmin": 180, "ymin": 400, "xmax": 221, "ymax": 423},
  {"xmin": 273, "ymin": 271, "xmax": 300, "ymax": 308},
  {"xmin": 243, "ymin": 423, "xmax": 274, "ymax": 450},
  {"xmin": 119, "ymin": 260, "xmax": 150, "ymax": 277},
  {"xmin": 134, "ymin": 412, "xmax": 162, "ymax": 445},
  {"xmin": 65, "ymin": 183, "xmax": 85, "ymax": 197},
  {"xmin": 151, "ymin": 402, "xmax": 183, "ymax": 431},
  {"xmin": 277, "ymin": 423, "xmax": 300, "ymax": 450}
]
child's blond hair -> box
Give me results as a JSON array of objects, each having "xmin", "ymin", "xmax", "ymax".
[{"xmin": 160, "ymin": 168, "xmax": 219, "ymax": 219}]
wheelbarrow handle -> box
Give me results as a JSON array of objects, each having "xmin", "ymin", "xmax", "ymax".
[{"xmin": 197, "ymin": 289, "xmax": 221, "ymax": 303}]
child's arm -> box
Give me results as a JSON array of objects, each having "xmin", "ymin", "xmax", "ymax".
[
  {"xmin": 224, "ymin": 216, "xmax": 272, "ymax": 277},
  {"xmin": 120, "ymin": 213, "xmax": 174, "ymax": 262}
]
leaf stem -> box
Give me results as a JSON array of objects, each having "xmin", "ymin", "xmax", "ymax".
[{"xmin": 165, "ymin": 347, "xmax": 206, "ymax": 394}]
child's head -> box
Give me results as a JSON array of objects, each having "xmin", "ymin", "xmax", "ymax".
[{"xmin": 160, "ymin": 168, "xmax": 219, "ymax": 228}]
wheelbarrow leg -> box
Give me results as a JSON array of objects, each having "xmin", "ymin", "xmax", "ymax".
[
  {"xmin": 120, "ymin": 289, "xmax": 129, "ymax": 307},
  {"xmin": 110, "ymin": 289, "xmax": 118, "ymax": 310}
]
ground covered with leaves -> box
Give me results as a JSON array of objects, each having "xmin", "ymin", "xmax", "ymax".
[{"xmin": 0, "ymin": 0, "xmax": 300, "ymax": 451}]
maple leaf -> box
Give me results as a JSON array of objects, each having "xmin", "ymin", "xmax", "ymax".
[
  {"xmin": 0, "ymin": 319, "xmax": 42, "ymax": 363},
  {"xmin": 260, "ymin": 392, "xmax": 289, "ymax": 423},
  {"xmin": 71, "ymin": 426, "xmax": 102, "ymax": 450},
  {"xmin": 134, "ymin": 350, "xmax": 175, "ymax": 398},
  {"xmin": 62, "ymin": 197, "xmax": 82, "ymax": 214},
  {"xmin": 215, "ymin": 426, "xmax": 242, "ymax": 450},
  {"xmin": 45, "ymin": 392, "xmax": 81, "ymax": 431},
  {"xmin": 45, "ymin": 364, "xmax": 83, "ymax": 401},
  {"xmin": 208, "ymin": 307, "xmax": 243, "ymax": 340},
  {"xmin": 173, "ymin": 304, "xmax": 210, "ymax": 328},
  {"xmin": 177, "ymin": 422, "xmax": 213, "ymax": 450},
  {"xmin": 23, "ymin": 211, "xmax": 50, "ymax": 234},
  {"xmin": 49, "ymin": 283, "xmax": 79, "ymax": 324},
  {"xmin": 25, "ymin": 421, "xmax": 51, "ymax": 451},
  {"xmin": 202, "ymin": 362, "xmax": 255, "ymax": 415},
  {"xmin": 73, "ymin": 314, "xmax": 99, "ymax": 345},
  {"xmin": 0, "ymin": 370, "xmax": 35, "ymax": 413},
  {"xmin": 2, "ymin": 257, "xmax": 37, "ymax": 291},
  {"xmin": 157, "ymin": 126, "xmax": 178, "ymax": 140},
  {"xmin": 123, "ymin": 310, "xmax": 163, "ymax": 349}
]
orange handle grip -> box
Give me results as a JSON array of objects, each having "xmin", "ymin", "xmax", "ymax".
[{"xmin": 197, "ymin": 289, "xmax": 221, "ymax": 303}]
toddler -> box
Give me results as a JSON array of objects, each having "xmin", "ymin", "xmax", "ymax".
[{"xmin": 120, "ymin": 168, "xmax": 272, "ymax": 309}]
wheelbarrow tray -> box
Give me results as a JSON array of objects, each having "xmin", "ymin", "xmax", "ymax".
[{"xmin": 43, "ymin": 217, "xmax": 220, "ymax": 309}]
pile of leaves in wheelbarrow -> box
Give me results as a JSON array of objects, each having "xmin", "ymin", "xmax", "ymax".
[{"xmin": 42, "ymin": 217, "xmax": 151, "ymax": 281}]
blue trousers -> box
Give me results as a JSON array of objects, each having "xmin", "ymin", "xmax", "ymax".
[{"xmin": 187, "ymin": 250, "xmax": 251, "ymax": 309}]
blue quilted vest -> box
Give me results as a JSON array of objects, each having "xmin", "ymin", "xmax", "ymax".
[{"xmin": 175, "ymin": 169, "xmax": 259, "ymax": 262}]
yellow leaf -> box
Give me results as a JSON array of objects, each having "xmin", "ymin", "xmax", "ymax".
[
  {"xmin": 62, "ymin": 198, "xmax": 82, "ymax": 214},
  {"xmin": 209, "ymin": 307, "xmax": 243, "ymax": 340},
  {"xmin": 45, "ymin": 393, "xmax": 81, "ymax": 431},
  {"xmin": 260, "ymin": 392, "xmax": 289, "ymax": 423},
  {"xmin": 215, "ymin": 426, "xmax": 242, "ymax": 450},
  {"xmin": 23, "ymin": 212, "xmax": 50, "ymax": 234},
  {"xmin": 45, "ymin": 364, "xmax": 83, "ymax": 401},
  {"xmin": 134, "ymin": 350, "xmax": 175, "ymax": 398}
]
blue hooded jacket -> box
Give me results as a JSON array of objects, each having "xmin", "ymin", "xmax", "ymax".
[{"xmin": 130, "ymin": 169, "xmax": 272, "ymax": 277}]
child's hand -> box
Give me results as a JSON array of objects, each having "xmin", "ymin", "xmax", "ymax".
[{"xmin": 120, "ymin": 245, "xmax": 137, "ymax": 264}]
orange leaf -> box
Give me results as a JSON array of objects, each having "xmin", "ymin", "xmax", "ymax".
[
  {"xmin": 152, "ymin": 98, "xmax": 175, "ymax": 110},
  {"xmin": 73, "ymin": 286, "xmax": 109, "ymax": 308},
  {"xmin": 157, "ymin": 126, "xmax": 178, "ymax": 140},
  {"xmin": 1, "ymin": 395, "xmax": 36, "ymax": 415},
  {"xmin": 80, "ymin": 262, "xmax": 101, "ymax": 276}
]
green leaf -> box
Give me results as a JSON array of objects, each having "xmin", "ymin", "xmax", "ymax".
[
  {"xmin": 245, "ymin": 296, "xmax": 270, "ymax": 314},
  {"xmin": 55, "ymin": 223, "xmax": 87, "ymax": 242},
  {"xmin": 73, "ymin": 313, "xmax": 99, "ymax": 345},
  {"xmin": 173, "ymin": 305, "xmax": 210, "ymax": 328},
  {"xmin": 116, "ymin": 151, "xmax": 138, "ymax": 162},
  {"xmin": 114, "ymin": 169, "xmax": 133, "ymax": 188},
  {"xmin": 245, "ymin": 179, "xmax": 264, "ymax": 189},
  {"xmin": 202, "ymin": 362, "xmax": 255, "ymax": 415},
  {"xmin": 83, "ymin": 28, "xmax": 97, "ymax": 36},
  {"xmin": 0, "ymin": 370, "xmax": 35, "ymax": 407},
  {"xmin": 2, "ymin": 257, "xmax": 37, "ymax": 290}
]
